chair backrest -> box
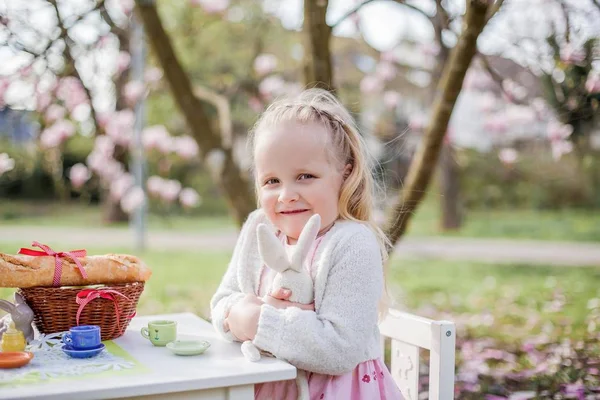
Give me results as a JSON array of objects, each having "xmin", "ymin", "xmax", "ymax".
[{"xmin": 379, "ymin": 309, "xmax": 456, "ymax": 400}]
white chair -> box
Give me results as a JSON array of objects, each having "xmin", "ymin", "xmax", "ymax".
[{"xmin": 379, "ymin": 309, "xmax": 456, "ymax": 400}]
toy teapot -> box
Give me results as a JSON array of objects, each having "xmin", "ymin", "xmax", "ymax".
[{"xmin": 0, "ymin": 293, "xmax": 35, "ymax": 344}]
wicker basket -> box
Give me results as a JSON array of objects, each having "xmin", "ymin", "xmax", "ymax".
[{"xmin": 18, "ymin": 282, "xmax": 144, "ymax": 341}]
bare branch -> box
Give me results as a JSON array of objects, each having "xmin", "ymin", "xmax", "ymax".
[
  {"xmin": 194, "ymin": 85, "xmax": 233, "ymax": 149},
  {"xmin": 559, "ymin": 0, "xmax": 571, "ymax": 43},
  {"xmin": 478, "ymin": 53, "xmax": 528, "ymax": 106},
  {"xmin": 391, "ymin": 0, "xmax": 434, "ymax": 23},
  {"xmin": 330, "ymin": 0, "xmax": 377, "ymax": 29},
  {"xmin": 331, "ymin": 0, "xmax": 433, "ymax": 30},
  {"xmin": 47, "ymin": 0, "xmax": 101, "ymax": 134},
  {"xmin": 485, "ymin": 0, "xmax": 505, "ymax": 22},
  {"xmin": 592, "ymin": 0, "xmax": 600, "ymax": 13}
]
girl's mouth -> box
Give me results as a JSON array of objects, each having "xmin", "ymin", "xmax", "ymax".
[{"xmin": 279, "ymin": 209, "xmax": 309, "ymax": 215}]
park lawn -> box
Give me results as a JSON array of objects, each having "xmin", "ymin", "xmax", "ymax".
[
  {"xmin": 2, "ymin": 198, "xmax": 599, "ymax": 241},
  {"xmin": 1, "ymin": 242, "xmax": 598, "ymax": 342}
]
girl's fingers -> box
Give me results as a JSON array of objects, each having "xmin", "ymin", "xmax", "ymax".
[{"xmin": 270, "ymin": 287, "xmax": 292, "ymax": 300}]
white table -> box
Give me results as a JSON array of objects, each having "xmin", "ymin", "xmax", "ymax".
[{"xmin": 1, "ymin": 312, "xmax": 297, "ymax": 400}]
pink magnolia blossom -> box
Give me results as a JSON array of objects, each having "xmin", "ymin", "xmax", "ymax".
[
  {"xmin": 142, "ymin": 125, "xmax": 172, "ymax": 153},
  {"xmin": 408, "ymin": 115, "xmax": 427, "ymax": 131},
  {"xmin": 56, "ymin": 77, "xmax": 88, "ymax": 112},
  {"xmin": 483, "ymin": 114, "xmax": 508, "ymax": 134},
  {"xmin": 116, "ymin": 51, "xmax": 131, "ymax": 75},
  {"xmin": 360, "ymin": 75, "xmax": 383, "ymax": 94},
  {"xmin": 551, "ymin": 140, "xmax": 573, "ymax": 160},
  {"xmin": 0, "ymin": 153, "xmax": 15, "ymax": 176},
  {"xmin": 253, "ymin": 54, "xmax": 278, "ymax": 76},
  {"xmin": 505, "ymin": 105, "xmax": 536, "ymax": 126},
  {"xmin": 531, "ymin": 97, "xmax": 548, "ymax": 117},
  {"xmin": 40, "ymin": 120, "xmax": 76, "ymax": 148},
  {"xmin": 69, "ymin": 163, "xmax": 91, "ymax": 189},
  {"xmin": 105, "ymin": 110, "xmax": 135, "ymax": 147},
  {"xmin": 94, "ymin": 136, "xmax": 115, "ymax": 158},
  {"xmin": 19, "ymin": 65, "xmax": 33, "ymax": 77},
  {"xmin": 546, "ymin": 120, "xmax": 573, "ymax": 141},
  {"xmin": 498, "ymin": 148, "xmax": 518, "ymax": 165},
  {"xmin": 110, "ymin": 173, "xmax": 134, "ymax": 201},
  {"xmin": 98, "ymin": 35, "xmax": 111, "ymax": 48},
  {"xmin": 463, "ymin": 69, "xmax": 492, "ymax": 91},
  {"xmin": 420, "ymin": 42, "xmax": 440, "ymax": 56},
  {"xmin": 248, "ymin": 96, "xmax": 263, "ymax": 112},
  {"xmin": 123, "ymin": 81, "xmax": 147, "ymax": 107},
  {"xmin": 478, "ymin": 93, "xmax": 497, "ymax": 113},
  {"xmin": 560, "ymin": 44, "xmax": 585, "ymax": 65},
  {"xmin": 258, "ymin": 75, "xmax": 285, "ymax": 100},
  {"xmin": 35, "ymin": 91, "xmax": 52, "ymax": 112},
  {"xmin": 205, "ymin": 149, "xmax": 226, "ymax": 179},
  {"xmin": 118, "ymin": 0, "xmax": 135, "ymax": 15},
  {"xmin": 160, "ymin": 179, "xmax": 182, "ymax": 203},
  {"xmin": 383, "ymin": 91, "xmax": 400, "ymax": 109},
  {"xmin": 585, "ymin": 71, "xmax": 600, "ymax": 93},
  {"xmin": 146, "ymin": 175, "xmax": 164, "ymax": 197},
  {"xmin": 44, "ymin": 104, "xmax": 66, "ymax": 124},
  {"xmin": 179, "ymin": 187, "xmax": 201, "ymax": 208},
  {"xmin": 380, "ymin": 50, "xmax": 396, "ymax": 63},
  {"xmin": 120, "ymin": 186, "xmax": 145, "ymax": 214},
  {"xmin": 190, "ymin": 0, "xmax": 230, "ymax": 13},
  {"xmin": 172, "ymin": 136, "xmax": 199, "ymax": 159},
  {"xmin": 144, "ymin": 67, "xmax": 163, "ymax": 86},
  {"xmin": 375, "ymin": 62, "xmax": 397, "ymax": 82},
  {"xmin": 0, "ymin": 78, "xmax": 10, "ymax": 108},
  {"xmin": 502, "ymin": 79, "xmax": 527, "ymax": 101}
]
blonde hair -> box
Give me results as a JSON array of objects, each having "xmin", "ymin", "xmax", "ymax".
[{"xmin": 248, "ymin": 88, "xmax": 392, "ymax": 317}]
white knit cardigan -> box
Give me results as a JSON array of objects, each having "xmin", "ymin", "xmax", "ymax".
[{"xmin": 210, "ymin": 209, "xmax": 384, "ymax": 375}]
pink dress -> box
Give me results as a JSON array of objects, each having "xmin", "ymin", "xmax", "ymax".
[{"xmin": 254, "ymin": 234, "xmax": 404, "ymax": 400}]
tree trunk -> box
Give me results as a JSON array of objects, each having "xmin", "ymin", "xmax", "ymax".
[
  {"xmin": 303, "ymin": 0, "xmax": 334, "ymax": 91},
  {"xmin": 134, "ymin": 1, "xmax": 255, "ymax": 227},
  {"xmin": 433, "ymin": 0, "xmax": 462, "ymax": 231},
  {"xmin": 439, "ymin": 142, "xmax": 462, "ymax": 230},
  {"xmin": 384, "ymin": 0, "xmax": 491, "ymax": 250}
]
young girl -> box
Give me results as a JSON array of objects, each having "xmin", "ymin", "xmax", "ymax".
[{"xmin": 210, "ymin": 88, "xmax": 403, "ymax": 400}]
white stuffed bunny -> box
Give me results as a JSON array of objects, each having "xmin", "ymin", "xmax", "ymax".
[{"xmin": 241, "ymin": 213, "xmax": 321, "ymax": 400}]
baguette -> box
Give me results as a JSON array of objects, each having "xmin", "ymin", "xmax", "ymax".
[{"xmin": 0, "ymin": 253, "xmax": 152, "ymax": 288}]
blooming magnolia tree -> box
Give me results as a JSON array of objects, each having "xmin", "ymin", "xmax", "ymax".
[{"xmin": 0, "ymin": 0, "xmax": 202, "ymax": 220}]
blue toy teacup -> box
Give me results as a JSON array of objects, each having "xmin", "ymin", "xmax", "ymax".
[{"xmin": 63, "ymin": 325, "xmax": 102, "ymax": 350}]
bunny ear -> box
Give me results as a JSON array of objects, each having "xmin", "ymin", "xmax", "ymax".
[
  {"xmin": 291, "ymin": 214, "xmax": 321, "ymax": 272},
  {"xmin": 257, "ymin": 224, "xmax": 291, "ymax": 273},
  {"xmin": 14, "ymin": 293, "xmax": 24, "ymax": 304}
]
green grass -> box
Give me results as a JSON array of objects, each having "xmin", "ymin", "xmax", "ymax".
[
  {"xmin": 2, "ymin": 242, "xmax": 598, "ymax": 340},
  {"xmin": 0, "ymin": 200, "xmax": 235, "ymax": 232},
  {"xmin": 2, "ymin": 198, "xmax": 599, "ymax": 241}
]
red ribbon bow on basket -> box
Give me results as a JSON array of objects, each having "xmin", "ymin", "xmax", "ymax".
[
  {"xmin": 76, "ymin": 289, "xmax": 136, "ymax": 331},
  {"xmin": 18, "ymin": 241, "xmax": 88, "ymax": 287}
]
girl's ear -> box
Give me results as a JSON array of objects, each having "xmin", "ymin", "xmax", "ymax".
[{"xmin": 343, "ymin": 163, "xmax": 353, "ymax": 181}]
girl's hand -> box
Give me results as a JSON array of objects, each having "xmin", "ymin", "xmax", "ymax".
[
  {"xmin": 225, "ymin": 294, "xmax": 263, "ymax": 342},
  {"xmin": 265, "ymin": 288, "xmax": 315, "ymax": 311}
]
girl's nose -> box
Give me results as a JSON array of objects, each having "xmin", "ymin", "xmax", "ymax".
[{"xmin": 278, "ymin": 185, "xmax": 299, "ymax": 203}]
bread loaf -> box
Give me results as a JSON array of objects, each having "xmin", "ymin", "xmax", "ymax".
[{"xmin": 0, "ymin": 253, "xmax": 152, "ymax": 288}]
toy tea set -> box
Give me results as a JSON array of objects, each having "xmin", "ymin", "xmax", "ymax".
[{"xmin": 0, "ymin": 241, "xmax": 207, "ymax": 370}]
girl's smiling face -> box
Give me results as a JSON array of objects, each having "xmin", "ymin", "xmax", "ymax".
[{"xmin": 254, "ymin": 121, "xmax": 346, "ymax": 243}]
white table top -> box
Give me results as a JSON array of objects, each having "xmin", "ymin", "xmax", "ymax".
[{"xmin": 1, "ymin": 312, "xmax": 297, "ymax": 400}]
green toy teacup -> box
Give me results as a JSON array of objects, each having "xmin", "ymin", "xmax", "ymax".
[{"xmin": 141, "ymin": 320, "xmax": 177, "ymax": 346}]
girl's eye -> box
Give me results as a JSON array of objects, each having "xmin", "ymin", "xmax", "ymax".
[
  {"xmin": 298, "ymin": 173, "xmax": 315, "ymax": 180},
  {"xmin": 264, "ymin": 178, "xmax": 279, "ymax": 185}
]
